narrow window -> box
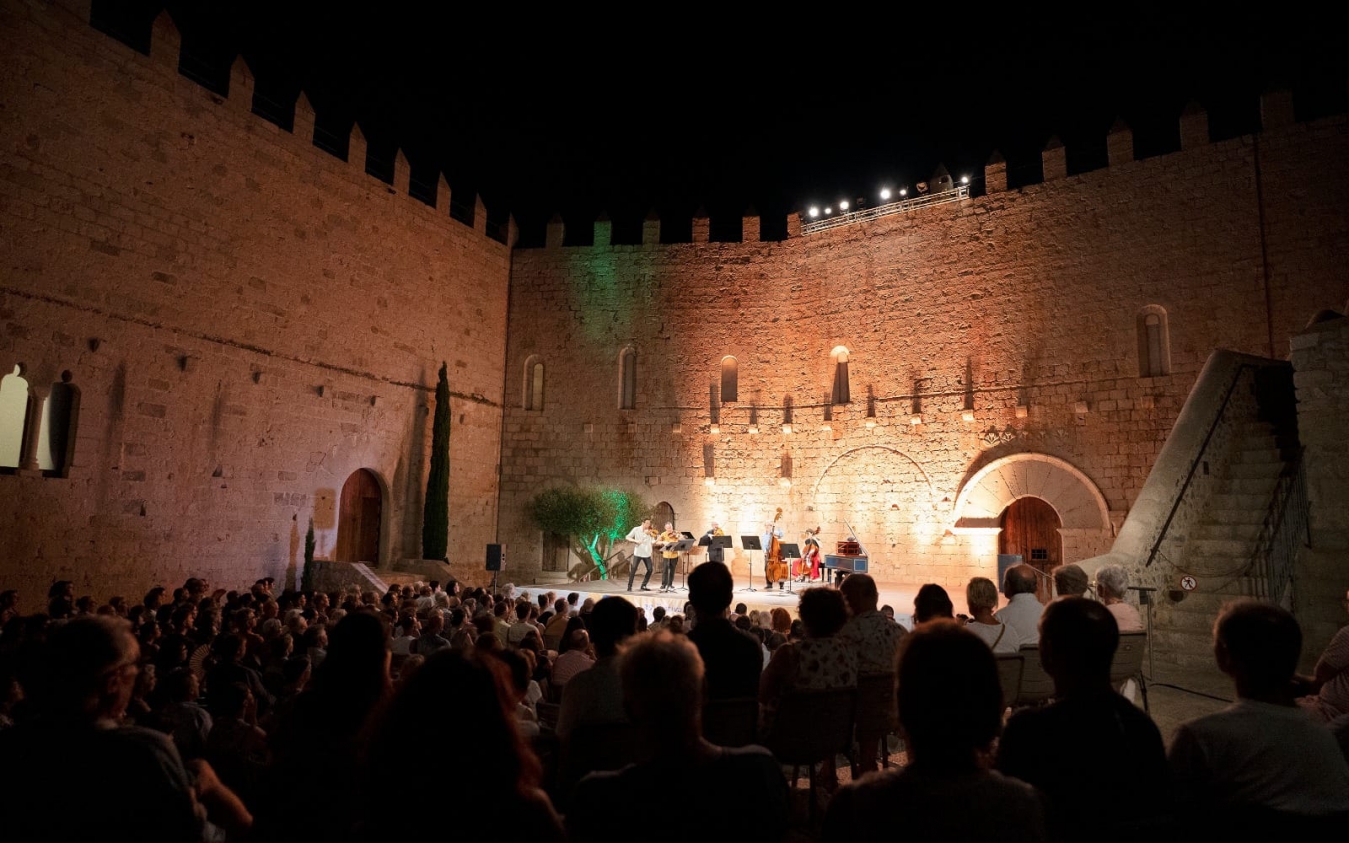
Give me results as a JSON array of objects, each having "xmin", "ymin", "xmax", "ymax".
[
  {"xmin": 619, "ymin": 347, "xmax": 636, "ymax": 410},
  {"xmin": 720, "ymin": 356, "xmax": 738, "ymax": 403},
  {"xmin": 0, "ymin": 365, "xmax": 29, "ymax": 469},
  {"xmin": 523, "ymin": 356, "xmax": 544, "ymax": 411},
  {"xmin": 37, "ymin": 380, "xmax": 78, "ymax": 475},
  {"xmin": 1137, "ymin": 306, "xmax": 1171, "ymax": 377},
  {"xmin": 831, "ymin": 347, "xmax": 851, "ymax": 404}
]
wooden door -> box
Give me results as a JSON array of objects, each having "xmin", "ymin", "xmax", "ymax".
[
  {"xmin": 542, "ymin": 531, "xmax": 570, "ymax": 573},
  {"xmin": 653, "ymin": 501, "xmax": 675, "ymax": 532},
  {"xmin": 999, "ymin": 496, "xmax": 1061, "ymax": 603},
  {"xmin": 336, "ymin": 469, "xmax": 382, "ymax": 564}
]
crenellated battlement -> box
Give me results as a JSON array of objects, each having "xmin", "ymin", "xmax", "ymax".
[{"xmin": 123, "ymin": 8, "xmax": 515, "ymax": 248}]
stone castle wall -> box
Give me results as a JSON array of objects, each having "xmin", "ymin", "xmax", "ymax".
[
  {"xmin": 499, "ymin": 105, "xmax": 1349, "ymax": 595},
  {"xmin": 0, "ymin": 2, "xmax": 510, "ymax": 604}
]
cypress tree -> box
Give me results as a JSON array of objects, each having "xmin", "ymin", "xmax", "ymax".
[{"xmin": 422, "ymin": 361, "xmax": 451, "ymax": 560}]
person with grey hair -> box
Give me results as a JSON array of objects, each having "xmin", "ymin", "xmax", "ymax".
[
  {"xmin": 996, "ymin": 564, "xmax": 1045, "ymax": 645},
  {"xmin": 1095, "ymin": 565, "xmax": 1142, "ymax": 632},
  {"xmin": 566, "ymin": 631, "xmax": 789, "ymax": 842},
  {"xmin": 1051, "ymin": 564, "xmax": 1090, "ymax": 600}
]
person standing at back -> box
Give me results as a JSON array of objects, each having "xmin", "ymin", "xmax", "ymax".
[{"xmin": 687, "ymin": 561, "xmax": 762, "ymax": 700}]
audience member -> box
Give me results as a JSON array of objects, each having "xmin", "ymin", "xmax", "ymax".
[
  {"xmin": 962, "ymin": 577, "xmax": 1023, "ymax": 653},
  {"xmin": 821, "ymin": 620, "xmax": 1046, "ymax": 842},
  {"xmin": 1051, "ymin": 563, "xmax": 1090, "ymax": 600},
  {"xmin": 1168, "ymin": 600, "xmax": 1349, "ymax": 832},
  {"xmin": 356, "ymin": 649, "xmax": 564, "ymax": 841},
  {"xmin": 913, "ymin": 583, "xmax": 954, "ymax": 627},
  {"xmin": 686, "ymin": 562, "xmax": 762, "ymax": 700},
  {"xmin": 996, "ymin": 598, "xmax": 1172, "ymax": 843},
  {"xmin": 551, "ymin": 628, "xmax": 596, "ymax": 690},
  {"xmin": 1294, "ymin": 586, "xmax": 1349, "ymax": 723},
  {"xmin": 568, "ymin": 631, "xmax": 788, "ymax": 842},
  {"xmin": 0, "ymin": 615, "xmax": 252, "ymax": 841},
  {"xmin": 1095, "ymin": 565, "xmax": 1142, "ymax": 632},
  {"xmin": 556, "ymin": 596, "xmax": 638, "ymax": 738},
  {"xmin": 997, "ymin": 564, "xmax": 1045, "ymax": 644},
  {"xmin": 839, "ymin": 573, "xmax": 908, "ymax": 772}
]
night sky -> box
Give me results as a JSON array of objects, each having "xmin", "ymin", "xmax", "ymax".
[{"xmin": 92, "ymin": 2, "xmax": 1349, "ymax": 243}]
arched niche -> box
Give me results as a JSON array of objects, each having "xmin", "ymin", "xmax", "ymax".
[{"xmin": 951, "ymin": 453, "xmax": 1111, "ymax": 534}]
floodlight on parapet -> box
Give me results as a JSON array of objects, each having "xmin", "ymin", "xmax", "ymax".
[
  {"xmin": 824, "ymin": 207, "xmax": 833, "ymax": 215},
  {"xmin": 899, "ymin": 188, "xmax": 908, "ymax": 197},
  {"xmin": 808, "ymin": 206, "xmax": 820, "ymax": 218},
  {"xmin": 961, "ymin": 175, "xmax": 969, "ymax": 184},
  {"xmin": 879, "ymin": 187, "xmax": 892, "ymax": 201},
  {"xmin": 839, "ymin": 200, "xmax": 850, "ymax": 211}
]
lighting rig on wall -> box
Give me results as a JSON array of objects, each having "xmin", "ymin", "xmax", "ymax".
[{"xmin": 803, "ymin": 175, "xmax": 971, "ymax": 235}]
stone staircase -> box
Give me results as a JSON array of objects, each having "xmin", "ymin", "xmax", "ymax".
[{"xmin": 1150, "ymin": 420, "xmax": 1290, "ymax": 674}]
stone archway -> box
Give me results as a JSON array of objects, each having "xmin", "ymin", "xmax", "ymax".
[{"xmin": 951, "ymin": 453, "xmax": 1111, "ymax": 564}]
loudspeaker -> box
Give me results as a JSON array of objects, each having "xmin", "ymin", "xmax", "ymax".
[{"xmin": 486, "ymin": 544, "xmax": 503, "ymax": 572}]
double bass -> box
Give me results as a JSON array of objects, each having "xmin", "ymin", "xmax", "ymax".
[{"xmin": 765, "ymin": 507, "xmax": 789, "ymax": 586}]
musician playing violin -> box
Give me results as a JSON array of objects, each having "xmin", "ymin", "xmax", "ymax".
[
  {"xmin": 624, "ymin": 518, "xmax": 656, "ymax": 592},
  {"xmin": 657, "ymin": 522, "xmax": 681, "ymax": 593}
]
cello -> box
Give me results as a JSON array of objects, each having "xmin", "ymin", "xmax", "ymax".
[{"xmin": 765, "ymin": 507, "xmax": 789, "ymax": 587}]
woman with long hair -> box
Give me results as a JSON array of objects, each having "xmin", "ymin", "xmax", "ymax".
[{"xmin": 356, "ymin": 648, "xmax": 564, "ymax": 840}]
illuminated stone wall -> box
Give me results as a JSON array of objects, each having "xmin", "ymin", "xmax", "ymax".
[
  {"xmin": 0, "ymin": 2, "xmax": 510, "ymax": 604},
  {"xmin": 500, "ymin": 105, "xmax": 1349, "ymax": 595}
]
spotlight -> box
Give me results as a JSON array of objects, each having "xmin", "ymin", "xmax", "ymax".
[
  {"xmin": 824, "ymin": 207, "xmax": 833, "ymax": 215},
  {"xmin": 839, "ymin": 200, "xmax": 849, "ymax": 211},
  {"xmin": 899, "ymin": 188, "xmax": 908, "ymax": 197},
  {"xmin": 879, "ymin": 188, "xmax": 891, "ymax": 201},
  {"xmin": 808, "ymin": 206, "xmax": 819, "ymax": 218},
  {"xmin": 960, "ymin": 175, "xmax": 970, "ymax": 185}
]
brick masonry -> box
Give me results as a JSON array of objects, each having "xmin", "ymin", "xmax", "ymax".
[
  {"xmin": 0, "ymin": 2, "xmax": 509, "ymax": 604},
  {"xmin": 500, "ymin": 106, "xmax": 1349, "ymax": 595},
  {"xmin": 2, "ymin": 1, "xmax": 1348, "ymax": 610}
]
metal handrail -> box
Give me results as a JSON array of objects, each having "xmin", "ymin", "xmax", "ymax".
[
  {"xmin": 1144, "ymin": 363, "xmax": 1257, "ymax": 567},
  {"xmin": 801, "ymin": 185, "xmax": 970, "ymax": 234},
  {"xmin": 1259, "ymin": 452, "xmax": 1309, "ymax": 605}
]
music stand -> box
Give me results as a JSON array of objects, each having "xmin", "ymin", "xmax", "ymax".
[
  {"xmin": 669, "ymin": 538, "xmax": 696, "ymax": 591},
  {"xmin": 778, "ymin": 543, "xmax": 801, "ymax": 594},
  {"xmin": 739, "ymin": 536, "xmax": 762, "ymax": 592}
]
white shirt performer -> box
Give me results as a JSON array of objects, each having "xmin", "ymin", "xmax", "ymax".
[{"xmin": 625, "ymin": 518, "xmax": 656, "ymax": 592}]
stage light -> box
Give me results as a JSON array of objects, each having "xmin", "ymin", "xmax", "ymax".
[
  {"xmin": 839, "ymin": 200, "xmax": 849, "ymax": 211},
  {"xmin": 710, "ymin": 423, "xmax": 720, "ymax": 434},
  {"xmin": 671, "ymin": 422, "xmax": 682, "ymax": 434},
  {"xmin": 778, "ymin": 477, "xmax": 792, "ymax": 488},
  {"xmin": 704, "ymin": 476, "xmax": 716, "ymax": 487},
  {"xmin": 808, "ymin": 206, "xmax": 820, "ymax": 218},
  {"xmin": 899, "ymin": 188, "xmax": 908, "ymax": 197},
  {"xmin": 824, "ymin": 207, "xmax": 832, "ymax": 215},
  {"xmin": 961, "ymin": 175, "xmax": 970, "ymax": 184},
  {"xmin": 782, "ymin": 423, "xmax": 792, "ymax": 434},
  {"xmin": 865, "ymin": 419, "xmax": 877, "ymax": 429},
  {"xmin": 961, "ymin": 410, "xmax": 975, "ymax": 423},
  {"xmin": 820, "ymin": 422, "xmax": 832, "ymax": 431},
  {"xmin": 910, "ymin": 414, "xmax": 922, "ymax": 425},
  {"xmin": 879, "ymin": 188, "xmax": 891, "ymax": 201},
  {"xmin": 748, "ymin": 425, "xmax": 759, "ymax": 434}
]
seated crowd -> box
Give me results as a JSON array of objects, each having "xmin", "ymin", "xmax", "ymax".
[{"xmin": 0, "ymin": 562, "xmax": 1345, "ymax": 842}]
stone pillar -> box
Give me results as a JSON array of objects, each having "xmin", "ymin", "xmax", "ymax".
[
  {"xmin": 394, "ymin": 149, "xmax": 411, "ymax": 195},
  {"xmin": 17, "ymin": 388, "xmax": 47, "ymax": 473},
  {"xmin": 150, "ymin": 11, "xmax": 180, "ymax": 69},
  {"xmin": 984, "ymin": 151, "xmax": 1007, "ymax": 193},
  {"xmin": 1180, "ymin": 102, "xmax": 1208, "ymax": 151},
  {"xmin": 293, "ymin": 92, "xmax": 316, "ymax": 146},
  {"xmin": 1042, "ymin": 136, "xmax": 1067, "ymax": 181},
  {"xmin": 594, "ymin": 213, "xmax": 612, "ymax": 248},
  {"xmin": 743, "ymin": 210, "xmax": 760, "ymax": 243},
  {"xmin": 349, "ymin": 123, "xmax": 368, "ymax": 170},
  {"xmin": 693, "ymin": 208, "xmax": 710, "ymax": 244},
  {"xmin": 1260, "ymin": 87, "xmax": 1295, "ymax": 130},
  {"xmin": 641, "ymin": 210, "xmax": 660, "ymax": 246},
  {"xmin": 1107, "ymin": 118, "xmax": 1133, "ymax": 168},
  {"xmin": 545, "ymin": 213, "xmax": 565, "ymax": 248},
  {"xmin": 229, "ymin": 56, "xmax": 254, "ymax": 114}
]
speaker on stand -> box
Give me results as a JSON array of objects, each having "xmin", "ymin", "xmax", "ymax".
[{"xmin": 487, "ymin": 544, "xmax": 503, "ymax": 596}]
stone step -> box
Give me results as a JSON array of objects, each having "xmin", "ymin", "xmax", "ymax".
[
  {"xmin": 1183, "ymin": 537, "xmax": 1251, "ymax": 557},
  {"xmin": 1226, "ymin": 461, "xmax": 1285, "ymax": 479},
  {"xmin": 1217, "ymin": 477, "xmax": 1279, "ymax": 495},
  {"xmin": 1231, "ymin": 446, "xmax": 1283, "ymax": 463},
  {"xmin": 1177, "ymin": 553, "xmax": 1257, "ymax": 578},
  {"xmin": 1190, "ymin": 521, "xmax": 1263, "ymax": 541},
  {"xmin": 1207, "ymin": 492, "xmax": 1275, "ymax": 512}
]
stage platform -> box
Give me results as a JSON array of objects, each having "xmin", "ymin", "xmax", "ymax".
[{"xmin": 517, "ymin": 575, "xmax": 924, "ymax": 628}]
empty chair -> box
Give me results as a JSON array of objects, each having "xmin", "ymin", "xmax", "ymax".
[
  {"xmin": 1109, "ymin": 630, "xmax": 1149, "ymax": 712},
  {"xmin": 760, "ymin": 687, "xmax": 858, "ymax": 823},
  {"xmin": 994, "ymin": 651, "xmax": 1024, "ymax": 713},
  {"xmin": 853, "ymin": 673, "xmax": 899, "ymax": 772},
  {"xmin": 702, "ymin": 696, "xmax": 759, "ymax": 747},
  {"xmin": 1013, "ymin": 645, "xmax": 1054, "ymax": 709}
]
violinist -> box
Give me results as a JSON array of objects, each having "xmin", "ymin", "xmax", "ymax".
[
  {"xmin": 625, "ymin": 518, "xmax": 656, "ymax": 592},
  {"xmin": 702, "ymin": 522, "xmax": 727, "ymax": 565},
  {"xmin": 657, "ymin": 522, "xmax": 682, "ymax": 593}
]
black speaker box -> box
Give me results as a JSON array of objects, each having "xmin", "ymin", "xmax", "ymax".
[{"xmin": 486, "ymin": 544, "xmax": 503, "ymax": 571}]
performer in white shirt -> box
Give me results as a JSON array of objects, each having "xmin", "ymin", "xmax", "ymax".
[{"xmin": 625, "ymin": 518, "xmax": 657, "ymax": 592}]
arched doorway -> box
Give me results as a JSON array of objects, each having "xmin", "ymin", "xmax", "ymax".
[
  {"xmin": 336, "ymin": 469, "xmax": 382, "ymax": 564},
  {"xmin": 653, "ymin": 501, "xmax": 676, "ymax": 531},
  {"xmin": 999, "ymin": 497, "xmax": 1061, "ymax": 602}
]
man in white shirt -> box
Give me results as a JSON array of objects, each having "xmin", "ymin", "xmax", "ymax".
[
  {"xmin": 624, "ymin": 519, "xmax": 656, "ymax": 592},
  {"xmin": 995, "ymin": 564, "xmax": 1045, "ymax": 645},
  {"xmin": 1169, "ymin": 600, "xmax": 1349, "ymax": 828}
]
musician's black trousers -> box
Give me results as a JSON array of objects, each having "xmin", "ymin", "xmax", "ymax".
[
  {"xmin": 661, "ymin": 557, "xmax": 677, "ymax": 588},
  {"xmin": 628, "ymin": 556, "xmax": 652, "ymax": 589}
]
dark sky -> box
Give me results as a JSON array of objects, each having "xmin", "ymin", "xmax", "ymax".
[{"xmin": 94, "ymin": 2, "xmax": 1349, "ymax": 242}]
